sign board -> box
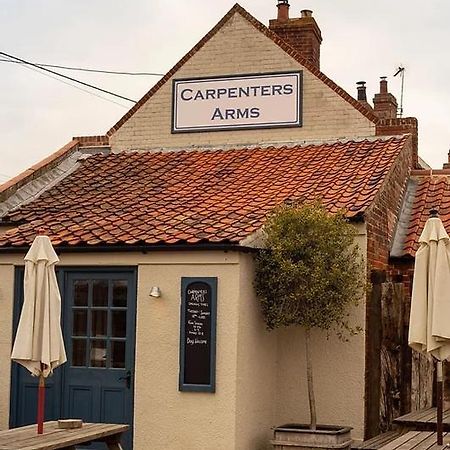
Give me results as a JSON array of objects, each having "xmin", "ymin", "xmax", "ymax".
[
  {"xmin": 172, "ymin": 71, "xmax": 302, "ymax": 133},
  {"xmin": 179, "ymin": 277, "xmax": 217, "ymax": 392}
]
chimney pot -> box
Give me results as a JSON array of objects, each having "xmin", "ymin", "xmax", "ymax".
[
  {"xmin": 301, "ymin": 9, "xmax": 313, "ymax": 18},
  {"xmin": 380, "ymin": 76, "xmax": 388, "ymax": 94},
  {"xmin": 277, "ymin": 0, "xmax": 290, "ymax": 22}
]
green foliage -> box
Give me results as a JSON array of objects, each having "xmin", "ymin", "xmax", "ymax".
[{"xmin": 255, "ymin": 202, "xmax": 365, "ymax": 337}]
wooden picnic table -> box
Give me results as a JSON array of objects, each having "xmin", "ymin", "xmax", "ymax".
[
  {"xmin": 393, "ymin": 407, "xmax": 450, "ymax": 431},
  {"xmin": 378, "ymin": 430, "xmax": 450, "ymax": 450},
  {"xmin": 0, "ymin": 421, "xmax": 129, "ymax": 450}
]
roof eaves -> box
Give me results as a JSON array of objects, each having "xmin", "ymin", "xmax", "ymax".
[
  {"xmin": 107, "ymin": 3, "xmax": 378, "ymax": 137},
  {"xmin": 0, "ymin": 241, "xmax": 255, "ymax": 254}
]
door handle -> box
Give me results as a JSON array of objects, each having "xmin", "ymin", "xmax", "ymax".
[{"xmin": 119, "ymin": 370, "xmax": 132, "ymax": 389}]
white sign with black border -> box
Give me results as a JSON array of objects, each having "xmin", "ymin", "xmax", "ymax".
[{"xmin": 172, "ymin": 71, "xmax": 302, "ymax": 133}]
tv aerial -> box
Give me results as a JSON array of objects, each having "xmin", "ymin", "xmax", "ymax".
[{"xmin": 394, "ymin": 66, "xmax": 405, "ymax": 117}]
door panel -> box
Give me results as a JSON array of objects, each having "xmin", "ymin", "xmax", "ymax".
[{"xmin": 62, "ymin": 271, "xmax": 136, "ymax": 449}]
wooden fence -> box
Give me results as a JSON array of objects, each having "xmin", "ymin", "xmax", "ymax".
[{"xmin": 365, "ymin": 270, "xmax": 434, "ymax": 438}]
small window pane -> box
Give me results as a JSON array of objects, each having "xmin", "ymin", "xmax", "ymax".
[
  {"xmin": 111, "ymin": 341, "xmax": 126, "ymax": 368},
  {"xmin": 112, "ymin": 280, "xmax": 128, "ymax": 307},
  {"xmin": 112, "ymin": 311, "xmax": 127, "ymax": 338},
  {"xmin": 92, "ymin": 310, "xmax": 108, "ymax": 337},
  {"xmin": 72, "ymin": 339, "xmax": 87, "ymax": 366},
  {"xmin": 74, "ymin": 280, "xmax": 88, "ymax": 306},
  {"xmin": 93, "ymin": 280, "xmax": 108, "ymax": 307},
  {"xmin": 90, "ymin": 340, "xmax": 107, "ymax": 367},
  {"xmin": 73, "ymin": 310, "xmax": 87, "ymax": 336}
]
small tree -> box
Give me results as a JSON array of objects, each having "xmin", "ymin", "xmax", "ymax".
[{"xmin": 254, "ymin": 202, "xmax": 365, "ymax": 430}]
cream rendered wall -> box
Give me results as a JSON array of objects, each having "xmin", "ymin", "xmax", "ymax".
[
  {"xmin": 134, "ymin": 256, "xmax": 240, "ymax": 450},
  {"xmin": 110, "ymin": 12, "xmax": 375, "ymax": 152},
  {"xmin": 0, "ymin": 264, "xmax": 14, "ymax": 430},
  {"xmin": 273, "ymin": 224, "xmax": 368, "ymax": 441},
  {"xmin": 0, "ymin": 230, "xmax": 368, "ymax": 445},
  {"xmin": 0, "ymin": 251, "xmax": 243, "ymax": 449},
  {"xmin": 235, "ymin": 253, "xmax": 277, "ymax": 450}
]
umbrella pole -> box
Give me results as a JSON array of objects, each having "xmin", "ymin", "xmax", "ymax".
[
  {"xmin": 437, "ymin": 361, "xmax": 443, "ymax": 446},
  {"xmin": 37, "ymin": 374, "xmax": 45, "ymax": 434}
]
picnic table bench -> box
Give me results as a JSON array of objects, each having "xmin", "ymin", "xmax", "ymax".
[
  {"xmin": 393, "ymin": 407, "xmax": 450, "ymax": 432},
  {"xmin": 377, "ymin": 430, "xmax": 450, "ymax": 450},
  {"xmin": 0, "ymin": 421, "xmax": 128, "ymax": 450}
]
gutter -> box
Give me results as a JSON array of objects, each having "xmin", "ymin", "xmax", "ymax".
[{"xmin": 0, "ymin": 242, "xmax": 258, "ymax": 254}]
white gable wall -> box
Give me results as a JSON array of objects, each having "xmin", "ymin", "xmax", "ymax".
[{"xmin": 110, "ymin": 12, "xmax": 375, "ymax": 152}]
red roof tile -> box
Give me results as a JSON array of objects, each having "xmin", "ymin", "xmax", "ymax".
[
  {"xmin": 403, "ymin": 174, "xmax": 450, "ymax": 256},
  {"xmin": 0, "ymin": 136, "xmax": 409, "ymax": 249}
]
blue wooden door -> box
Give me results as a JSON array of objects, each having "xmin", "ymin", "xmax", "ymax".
[
  {"xmin": 62, "ymin": 271, "xmax": 136, "ymax": 449},
  {"xmin": 11, "ymin": 268, "xmax": 136, "ymax": 450}
]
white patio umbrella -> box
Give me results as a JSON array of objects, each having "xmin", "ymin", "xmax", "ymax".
[
  {"xmin": 409, "ymin": 211, "xmax": 450, "ymax": 445},
  {"xmin": 11, "ymin": 234, "xmax": 67, "ymax": 434}
]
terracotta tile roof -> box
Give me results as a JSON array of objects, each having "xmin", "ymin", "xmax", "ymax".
[
  {"xmin": 106, "ymin": 4, "xmax": 377, "ymax": 137},
  {"xmin": 402, "ymin": 172, "xmax": 450, "ymax": 257},
  {"xmin": 0, "ymin": 136, "xmax": 409, "ymax": 249}
]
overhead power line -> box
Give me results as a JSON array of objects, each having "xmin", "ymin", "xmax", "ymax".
[
  {"xmin": 0, "ymin": 51, "xmax": 138, "ymax": 103},
  {"xmin": 18, "ymin": 60, "xmax": 130, "ymax": 108},
  {"xmin": 0, "ymin": 58, "xmax": 164, "ymax": 76}
]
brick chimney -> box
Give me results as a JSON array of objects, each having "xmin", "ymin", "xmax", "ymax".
[
  {"xmin": 373, "ymin": 77, "xmax": 398, "ymax": 119},
  {"xmin": 269, "ymin": 2, "xmax": 323, "ymax": 69},
  {"xmin": 356, "ymin": 81, "xmax": 372, "ymax": 110}
]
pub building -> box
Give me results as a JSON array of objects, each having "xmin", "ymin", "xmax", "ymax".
[{"xmin": 0, "ymin": 2, "xmax": 446, "ymax": 449}]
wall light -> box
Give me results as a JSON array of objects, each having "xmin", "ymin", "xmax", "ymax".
[{"xmin": 149, "ymin": 286, "xmax": 162, "ymax": 298}]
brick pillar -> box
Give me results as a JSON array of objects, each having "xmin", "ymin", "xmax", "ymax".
[{"xmin": 269, "ymin": 7, "xmax": 322, "ymax": 69}]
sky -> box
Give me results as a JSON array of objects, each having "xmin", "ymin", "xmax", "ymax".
[{"xmin": 1, "ymin": 0, "xmax": 449, "ymax": 183}]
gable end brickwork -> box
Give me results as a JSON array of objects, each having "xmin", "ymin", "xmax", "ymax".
[{"xmin": 365, "ymin": 136, "xmax": 413, "ymax": 271}]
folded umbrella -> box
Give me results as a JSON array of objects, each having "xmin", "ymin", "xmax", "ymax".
[
  {"xmin": 11, "ymin": 234, "xmax": 67, "ymax": 434},
  {"xmin": 409, "ymin": 213, "xmax": 450, "ymax": 445}
]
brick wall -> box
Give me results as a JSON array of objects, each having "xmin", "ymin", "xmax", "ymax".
[
  {"xmin": 109, "ymin": 12, "xmax": 375, "ymax": 152},
  {"xmin": 365, "ymin": 136, "xmax": 414, "ymax": 271}
]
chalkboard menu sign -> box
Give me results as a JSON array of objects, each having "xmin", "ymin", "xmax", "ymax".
[{"xmin": 179, "ymin": 277, "xmax": 217, "ymax": 392}]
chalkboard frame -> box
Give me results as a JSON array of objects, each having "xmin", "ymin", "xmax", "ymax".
[{"xmin": 179, "ymin": 277, "xmax": 217, "ymax": 393}]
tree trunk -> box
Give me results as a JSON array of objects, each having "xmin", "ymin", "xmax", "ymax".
[{"xmin": 305, "ymin": 327, "xmax": 317, "ymax": 430}]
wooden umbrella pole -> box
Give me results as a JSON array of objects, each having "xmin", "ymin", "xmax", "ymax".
[
  {"xmin": 37, "ymin": 374, "xmax": 45, "ymax": 434},
  {"xmin": 437, "ymin": 361, "xmax": 443, "ymax": 446}
]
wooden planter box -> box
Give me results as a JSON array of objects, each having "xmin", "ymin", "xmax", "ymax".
[{"xmin": 271, "ymin": 424, "xmax": 352, "ymax": 450}]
